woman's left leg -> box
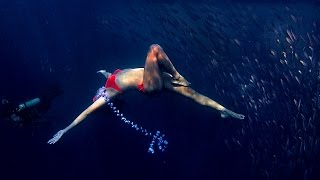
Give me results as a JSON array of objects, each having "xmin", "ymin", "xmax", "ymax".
[{"xmin": 162, "ymin": 76, "xmax": 245, "ymax": 119}]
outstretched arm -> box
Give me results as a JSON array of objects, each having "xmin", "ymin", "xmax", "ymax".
[{"xmin": 48, "ymin": 97, "xmax": 106, "ymax": 144}]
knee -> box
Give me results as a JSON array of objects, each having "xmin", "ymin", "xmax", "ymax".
[{"xmin": 149, "ymin": 44, "xmax": 162, "ymax": 53}]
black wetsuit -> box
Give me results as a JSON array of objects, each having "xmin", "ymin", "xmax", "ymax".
[{"xmin": 0, "ymin": 83, "xmax": 63, "ymax": 126}]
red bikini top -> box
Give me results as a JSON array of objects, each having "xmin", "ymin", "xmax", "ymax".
[{"xmin": 105, "ymin": 69, "xmax": 122, "ymax": 92}]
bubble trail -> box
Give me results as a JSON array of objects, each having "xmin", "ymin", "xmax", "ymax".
[{"xmin": 93, "ymin": 87, "xmax": 168, "ymax": 154}]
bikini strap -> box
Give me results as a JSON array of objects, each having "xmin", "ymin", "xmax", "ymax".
[{"xmin": 138, "ymin": 83, "xmax": 144, "ymax": 92}]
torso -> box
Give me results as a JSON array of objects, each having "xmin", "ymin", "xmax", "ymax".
[{"xmin": 114, "ymin": 68, "xmax": 144, "ymax": 91}]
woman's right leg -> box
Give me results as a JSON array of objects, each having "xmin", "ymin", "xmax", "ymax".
[{"xmin": 143, "ymin": 44, "xmax": 190, "ymax": 93}]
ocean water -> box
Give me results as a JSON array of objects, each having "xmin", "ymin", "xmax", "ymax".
[{"xmin": 0, "ymin": 0, "xmax": 319, "ymax": 179}]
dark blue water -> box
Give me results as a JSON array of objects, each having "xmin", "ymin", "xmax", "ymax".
[{"xmin": 0, "ymin": 0, "xmax": 319, "ymax": 179}]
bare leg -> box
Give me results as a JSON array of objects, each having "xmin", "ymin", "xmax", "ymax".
[
  {"xmin": 163, "ymin": 76, "xmax": 245, "ymax": 119},
  {"xmin": 143, "ymin": 44, "xmax": 190, "ymax": 93}
]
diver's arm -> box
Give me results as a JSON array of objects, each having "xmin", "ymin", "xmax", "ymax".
[{"xmin": 47, "ymin": 97, "xmax": 106, "ymax": 144}]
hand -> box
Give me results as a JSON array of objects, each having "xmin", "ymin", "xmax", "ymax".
[{"xmin": 47, "ymin": 130, "xmax": 65, "ymax": 144}]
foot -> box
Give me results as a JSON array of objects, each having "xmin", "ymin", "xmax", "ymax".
[
  {"xmin": 171, "ymin": 74, "xmax": 191, "ymax": 87},
  {"xmin": 220, "ymin": 109, "xmax": 245, "ymax": 119}
]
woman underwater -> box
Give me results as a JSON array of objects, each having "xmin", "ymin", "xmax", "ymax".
[{"xmin": 48, "ymin": 44, "xmax": 245, "ymax": 146}]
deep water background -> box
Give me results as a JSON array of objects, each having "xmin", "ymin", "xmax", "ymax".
[{"xmin": 0, "ymin": 0, "xmax": 320, "ymax": 179}]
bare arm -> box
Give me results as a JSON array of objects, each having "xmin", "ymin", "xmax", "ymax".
[
  {"xmin": 63, "ymin": 97, "xmax": 106, "ymax": 133},
  {"xmin": 47, "ymin": 97, "xmax": 106, "ymax": 144}
]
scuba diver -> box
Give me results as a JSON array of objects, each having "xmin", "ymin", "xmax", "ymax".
[
  {"xmin": 48, "ymin": 44, "xmax": 245, "ymax": 149},
  {"xmin": 0, "ymin": 83, "xmax": 63, "ymax": 126}
]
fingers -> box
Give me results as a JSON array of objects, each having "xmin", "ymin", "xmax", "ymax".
[
  {"xmin": 48, "ymin": 136, "xmax": 59, "ymax": 144},
  {"xmin": 47, "ymin": 138, "xmax": 57, "ymax": 144},
  {"xmin": 47, "ymin": 130, "xmax": 64, "ymax": 144}
]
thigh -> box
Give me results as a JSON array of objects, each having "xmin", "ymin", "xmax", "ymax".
[{"xmin": 143, "ymin": 46, "xmax": 163, "ymax": 92}]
